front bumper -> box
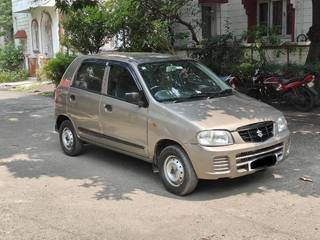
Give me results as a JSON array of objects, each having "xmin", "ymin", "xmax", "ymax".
[{"xmin": 184, "ymin": 131, "xmax": 290, "ymax": 180}]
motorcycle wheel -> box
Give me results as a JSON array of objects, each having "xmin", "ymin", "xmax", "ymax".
[{"xmin": 291, "ymin": 87, "xmax": 315, "ymax": 112}]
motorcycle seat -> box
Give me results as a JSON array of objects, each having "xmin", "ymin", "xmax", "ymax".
[{"xmin": 279, "ymin": 77, "xmax": 301, "ymax": 84}]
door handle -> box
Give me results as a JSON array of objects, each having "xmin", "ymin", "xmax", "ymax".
[
  {"xmin": 104, "ymin": 104, "xmax": 113, "ymax": 112},
  {"xmin": 70, "ymin": 94, "xmax": 76, "ymax": 102}
]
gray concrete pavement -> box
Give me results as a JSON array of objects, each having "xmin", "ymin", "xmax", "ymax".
[{"xmin": 0, "ymin": 90, "xmax": 319, "ymax": 240}]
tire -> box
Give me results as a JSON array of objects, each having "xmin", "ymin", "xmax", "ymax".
[
  {"xmin": 59, "ymin": 120, "xmax": 83, "ymax": 156},
  {"xmin": 158, "ymin": 145, "xmax": 198, "ymax": 196},
  {"xmin": 291, "ymin": 87, "xmax": 315, "ymax": 112}
]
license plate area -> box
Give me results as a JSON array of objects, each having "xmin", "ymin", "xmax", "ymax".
[{"xmin": 250, "ymin": 155, "xmax": 277, "ymax": 169}]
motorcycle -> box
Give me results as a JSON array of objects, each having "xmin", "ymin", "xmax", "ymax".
[{"xmin": 248, "ymin": 69, "xmax": 317, "ymax": 112}]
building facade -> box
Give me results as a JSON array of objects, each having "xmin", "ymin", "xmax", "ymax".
[
  {"xmin": 176, "ymin": 0, "xmax": 312, "ymax": 45},
  {"xmin": 11, "ymin": 0, "xmax": 61, "ymax": 76}
]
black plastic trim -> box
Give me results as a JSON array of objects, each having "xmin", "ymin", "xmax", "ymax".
[{"xmin": 78, "ymin": 127, "xmax": 145, "ymax": 149}]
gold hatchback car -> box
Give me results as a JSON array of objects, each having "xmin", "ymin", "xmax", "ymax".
[{"xmin": 55, "ymin": 53, "xmax": 290, "ymax": 195}]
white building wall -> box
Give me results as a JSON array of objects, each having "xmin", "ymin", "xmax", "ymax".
[
  {"xmin": 174, "ymin": 0, "xmax": 247, "ymax": 46},
  {"xmin": 30, "ymin": 7, "xmax": 60, "ymax": 57},
  {"xmin": 174, "ymin": 0, "xmax": 202, "ymax": 47},
  {"xmin": 13, "ymin": 12, "xmax": 32, "ymax": 54},
  {"xmin": 223, "ymin": 0, "xmax": 248, "ymax": 35},
  {"xmin": 295, "ymin": 0, "xmax": 312, "ymax": 37}
]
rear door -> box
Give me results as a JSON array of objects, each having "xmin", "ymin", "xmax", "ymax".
[
  {"xmin": 67, "ymin": 59, "xmax": 107, "ymax": 143},
  {"xmin": 99, "ymin": 62, "xmax": 149, "ymax": 158}
]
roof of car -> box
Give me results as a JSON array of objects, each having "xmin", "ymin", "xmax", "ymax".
[{"xmin": 79, "ymin": 52, "xmax": 189, "ymax": 64}]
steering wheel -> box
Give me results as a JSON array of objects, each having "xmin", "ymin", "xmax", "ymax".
[{"xmin": 150, "ymin": 85, "xmax": 162, "ymax": 94}]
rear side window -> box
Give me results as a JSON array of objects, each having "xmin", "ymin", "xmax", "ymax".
[
  {"xmin": 62, "ymin": 57, "xmax": 81, "ymax": 82},
  {"xmin": 73, "ymin": 61, "xmax": 106, "ymax": 93},
  {"xmin": 107, "ymin": 64, "xmax": 139, "ymax": 101}
]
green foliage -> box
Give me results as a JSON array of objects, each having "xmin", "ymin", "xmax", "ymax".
[
  {"xmin": 237, "ymin": 62, "xmax": 256, "ymax": 77},
  {"xmin": 107, "ymin": 0, "xmax": 195, "ymax": 52},
  {"xmin": 55, "ymin": 0, "xmax": 99, "ymax": 12},
  {"xmin": 0, "ymin": 70, "xmax": 28, "ymax": 83},
  {"xmin": 0, "ymin": 43, "xmax": 24, "ymax": 71},
  {"xmin": 44, "ymin": 53, "xmax": 76, "ymax": 86},
  {"xmin": 0, "ymin": 0, "xmax": 12, "ymax": 38},
  {"xmin": 56, "ymin": 0, "xmax": 198, "ymax": 53},
  {"xmin": 192, "ymin": 33, "xmax": 244, "ymax": 75},
  {"xmin": 243, "ymin": 26, "xmax": 281, "ymax": 64},
  {"xmin": 62, "ymin": 5, "xmax": 115, "ymax": 54},
  {"xmin": 0, "ymin": 43, "xmax": 26, "ymax": 83}
]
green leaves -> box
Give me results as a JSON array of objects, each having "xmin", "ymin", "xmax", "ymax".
[
  {"xmin": 44, "ymin": 53, "xmax": 76, "ymax": 86},
  {"xmin": 0, "ymin": 43, "xmax": 24, "ymax": 71},
  {"xmin": 56, "ymin": 0, "xmax": 197, "ymax": 53},
  {"xmin": 0, "ymin": 0, "xmax": 12, "ymax": 38},
  {"xmin": 62, "ymin": 5, "xmax": 115, "ymax": 54}
]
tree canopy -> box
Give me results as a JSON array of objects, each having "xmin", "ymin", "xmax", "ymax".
[
  {"xmin": 0, "ymin": 0, "xmax": 13, "ymax": 40},
  {"xmin": 62, "ymin": 5, "xmax": 115, "ymax": 54},
  {"xmin": 56, "ymin": 0, "xmax": 199, "ymax": 53},
  {"xmin": 306, "ymin": 0, "xmax": 320, "ymax": 64}
]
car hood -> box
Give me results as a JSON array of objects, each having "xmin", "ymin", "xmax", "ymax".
[{"xmin": 163, "ymin": 93, "xmax": 282, "ymax": 131}]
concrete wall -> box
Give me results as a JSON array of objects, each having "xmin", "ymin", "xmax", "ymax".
[
  {"xmin": 222, "ymin": 0, "xmax": 248, "ymax": 35},
  {"xmin": 295, "ymin": 0, "xmax": 312, "ymax": 38},
  {"xmin": 12, "ymin": 12, "xmax": 31, "ymax": 53},
  {"xmin": 176, "ymin": 43, "xmax": 310, "ymax": 66}
]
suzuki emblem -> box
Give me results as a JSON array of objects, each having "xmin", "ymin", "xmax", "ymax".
[{"xmin": 257, "ymin": 129, "xmax": 263, "ymax": 138}]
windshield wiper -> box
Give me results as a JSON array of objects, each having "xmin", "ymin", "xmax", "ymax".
[
  {"xmin": 208, "ymin": 89, "xmax": 233, "ymax": 98},
  {"xmin": 173, "ymin": 93, "xmax": 211, "ymax": 103},
  {"xmin": 162, "ymin": 90, "xmax": 233, "ymax": 103}
]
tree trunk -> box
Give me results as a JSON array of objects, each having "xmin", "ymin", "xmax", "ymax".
[
  {"xmin": 306, "ymin": 0, "xmax": 320, "ymax": 64},
  {"xmin": 175, "ymin": 15, "xmax": 199, "ymax": 45}
]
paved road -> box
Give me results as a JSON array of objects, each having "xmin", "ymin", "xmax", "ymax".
[{"xmin": 0, "ymin": 90, "xmax": 319, "ymax": 240}]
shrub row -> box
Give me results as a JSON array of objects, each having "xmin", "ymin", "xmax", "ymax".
[
  {"xmin": 44, "ymin": 53, "xmax": 76, "ymax": 86},
  {"xmin": 0, "ymin": 70, "xmax": 28, "ymax": 83},
  {"xmin": 0, "ymin": 43, "xmax": 27, "ymax": 83}
]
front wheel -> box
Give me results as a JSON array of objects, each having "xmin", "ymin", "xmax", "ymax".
[
  {"xmin": 291, "ymin": 87, "xmax": 315, "ymax": 112},
  {"xmin": 59, "ymin": 120, "xmax": 84, "ymax": 156},
  {"xmin": 159, "ymin": 145, "xmax": 198, "ymax": 196}
]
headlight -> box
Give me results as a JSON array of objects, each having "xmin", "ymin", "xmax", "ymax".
[
  {"xmin": 276, "ymin": 117, "xmax": 288, "ymax": 133},
  {"xmin": 197, "ymin": 130, "xmax": 234, "ymax": 146}
]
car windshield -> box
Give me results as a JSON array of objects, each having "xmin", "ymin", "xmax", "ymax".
[{"xmin": 138, "ymin": 60, "xmax": 232, "ymax": 102}]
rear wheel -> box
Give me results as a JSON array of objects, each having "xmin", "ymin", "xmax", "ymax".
[
  {"xmin": 159, "ymin": 145, "xmax": 198, "ymax": 196},
  {"xmin": 291, "ymin": 87, "xmax": 315, "ymax": 112},
  {"xmin": 59, "ymin": 120, "xmax": 83, "ymax": 156}
]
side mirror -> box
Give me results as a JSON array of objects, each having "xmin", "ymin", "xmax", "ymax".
[{"xmin": 125, "ymin": 91, "xmax": 147, "ymax": 108}]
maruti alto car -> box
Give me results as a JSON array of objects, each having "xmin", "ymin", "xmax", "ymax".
[{"xmin": 55, "ymin": 53, "xmax": 290, "ymax": 195}]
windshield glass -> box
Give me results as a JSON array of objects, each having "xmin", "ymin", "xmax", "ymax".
[{"xmin": 138, "ymin": 60, "xmax": 232, "ymax": 102}]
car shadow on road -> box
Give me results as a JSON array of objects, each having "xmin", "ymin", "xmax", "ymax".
[{"xmin": 0, "ymin": 93, "xmax": 319, "ymax": 201}]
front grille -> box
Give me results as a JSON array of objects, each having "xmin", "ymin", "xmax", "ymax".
[
  {"xmin": 238, "ymin": 121, "xmax": 274, "ymax": 143},
  {"xmin": 236, "ymin": 143, "xmax": 284, "ymax": 172},
  {"xmin": 213, "ymin": 156, "xmax": 230, "ymax": 173}
]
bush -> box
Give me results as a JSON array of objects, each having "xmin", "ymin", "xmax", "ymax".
[
  {"xmin": 0, "ymin": 70, "xmax": 28, "ymax": 83},
  {"xmin": 0, "ymin": 43, "xmax": 24, "ymax": 71},
  {"xmin": 192, "ymin": 33, "xmax": 244, "ymax": 75},
  {"xmin": 44, "ymin": 53, "xmax": 76, "ymax": 86}
]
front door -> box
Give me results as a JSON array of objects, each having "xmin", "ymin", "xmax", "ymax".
[
  {"xmin": 67, "ymin": 59, "xmax": 106, "ymax": 143},
  {"xmin": 99, "ymin": 62, "xmax": 148, "ymax": 158}
]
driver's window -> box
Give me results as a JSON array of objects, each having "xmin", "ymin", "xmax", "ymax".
[{"xmin": 107, "ymin": 64, "xmax": 139, "ymax": 102}]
